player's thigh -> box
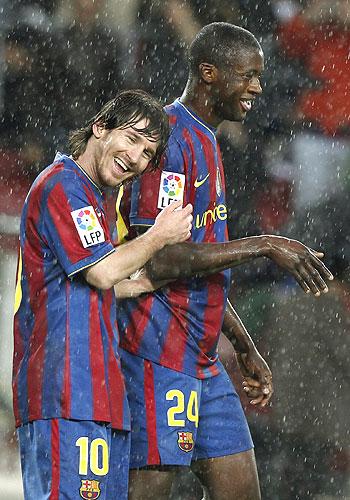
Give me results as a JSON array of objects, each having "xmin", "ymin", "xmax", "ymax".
[
  {"xmin": 17, "ymin": 418, "xmax": 130, "ymax": 500},
  {"xmin": 129, "ymin": 466, "xmax": 204, "ymax": 500},
  {"xmin": 192, "ymin": 449, "xmax": 261, "ymax": 500},
  {"xmin": 129, "ymin": 466, "xmax": 179, "ymax": 500},
  {"xmin": 121, "ymin": 349, "xmax": 201, "ymax": 469},
  {"xmin": 190, "ymin": 364, "xmax": 258, "ymax": 499},
  {"xmin": 170, "ymin": 468, "xmax": 205, "ymax": 500}
]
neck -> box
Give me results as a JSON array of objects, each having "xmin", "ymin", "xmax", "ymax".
[
  {"xmin": 180, "ymin": 79, "xmax": 222, "ymax": 128},
  {"xmin": 76, "ymin": 143, "xmax": 100, "ymax": 186}
]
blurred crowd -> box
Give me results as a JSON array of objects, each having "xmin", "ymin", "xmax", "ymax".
[{"xmin": 0, "ymin": 0, "xmax": 349, "ymax": 498}]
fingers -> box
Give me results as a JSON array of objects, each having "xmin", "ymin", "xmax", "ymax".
[
  {"xmin": 155, "ymin": 201, "xmax": 193, "ymax": 244},
  {"xmin": 272, "ymin": 239, "xmax": 333, "ymax": 295},
  {"xmin": 309, "ymin": 251, "xmax": 334, "ymax": 280},
  {"xmin": 184, "ymin": 204, "xmax": 193, "ymax": 240},
  {"xmin": 291, "ymin": 247, "xmax": 333, "ymax": 296},
  {"xmin": 243, "ymin": 377, "xmax": 273, "ymax": 407},
  {"xmin": 170, "ymin": 202, "xmax": 193, "ymax": 240},
  {"xmin": 163, "ymin": 199, "xmax": 182, "ymax": 212},
  {"xmin": 165, "ymin": 201, "xmax": 193, "ymax": 215},
  {"xmin": 304, "ymin": 260, "xmax": 328, "ymax": 293},
  {"xmin": 243, "ymin": 377, "xmax": 260, "ymax": 387},
  {"xmin": 296, "ymin": 253, "xmax": 333, "ymax": 296},
  {"xmin": 293, "ymin": 269, "xmax": 311, "ymax": 294},
  {"xmin": 183, "ymin": 203, "xmax": 193, "ymax": 215},
  {"xmin": 243, "ymin": 385, "xmax": 272, "ymax": 407},
  {"xmin": 296, "ymin": 265, "xmax": 322, "ymax": 296}
]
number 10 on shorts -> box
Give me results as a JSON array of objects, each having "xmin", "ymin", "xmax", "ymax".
[
  {"xmin": 166, "ymin": 389, "xmax": 199, "ymax": 428},
  {"xmin": 76, "ymin": 437, "xmax": 109, "ymax": 476}
]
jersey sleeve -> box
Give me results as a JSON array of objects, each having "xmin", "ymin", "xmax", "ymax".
[
  {"xmin": 42, "ymin": 177, "xmax": 114, "ymax": 277},
  {"xmin": 129, "ymin": 136, "xmax": 191, "ymax": 227}
]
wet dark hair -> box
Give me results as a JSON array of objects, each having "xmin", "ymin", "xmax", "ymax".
[
  {"xmin": 188, "ymin": 22, "xmax": 262, "ymax": 76},
  {"xmin": 68, "ymin": 89, "xmax": 170, "ymax": 169}
]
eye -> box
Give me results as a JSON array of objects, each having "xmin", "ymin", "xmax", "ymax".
[
  {"xmin": 143, "ymin": 150, "xmax": 154, "ymax": 160},
  {"xmin": 248, "ymin": 73, "xmax": 263, "ymax": 84},
  {"xmin": 127, "ymin": 135, "xmax": 137, "ymax": 143}
]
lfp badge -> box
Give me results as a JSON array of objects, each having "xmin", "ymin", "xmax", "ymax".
[
  {"xmin": 79, "ymin": 479, "xmax": 101, "ymax": 499},
  {"xmin": 71, "ymin": 206, "xmax": 105, "ymax": 248},
  {"xmin": 157, "ymin": 171, "xmax": 185, "ymax": 209},
  {"xmin": 177, "ymin": 431, "xmax": 194, "ymax": 453}
]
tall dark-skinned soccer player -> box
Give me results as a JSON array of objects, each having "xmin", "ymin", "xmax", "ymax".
[{"xmin": 115, "ymin": 24, "xmax": 333, "ymax": 500}]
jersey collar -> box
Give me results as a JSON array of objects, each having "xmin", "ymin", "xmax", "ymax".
[
  {"xmin": 175, "ymin": 99, "xmax": 217, "ymax": 141},
  {"xmin": 54, "ymin": 152, "xmax": 103, "ymax": 196}
]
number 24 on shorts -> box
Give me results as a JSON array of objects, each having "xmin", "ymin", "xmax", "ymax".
[{"xmin": 166, "ymin": 389, "xmax": 199, "ymax": 428}]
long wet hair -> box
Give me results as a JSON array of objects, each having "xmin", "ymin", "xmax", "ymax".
[{"xmin": 68, "ymin": 89, "xmax": 170, "ymax": 169}]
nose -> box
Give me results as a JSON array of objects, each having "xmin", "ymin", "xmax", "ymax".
[
  {"xmin": 127, "ymin": 144, "xmax": 144, "ymax": 168},
  {"xmin": 248, "ymin": 76, "xmax": 263, "ymax": 95}
]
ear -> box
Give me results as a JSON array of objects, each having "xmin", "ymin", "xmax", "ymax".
[
  {"xmin": 199, "ymin": 63, "xmax": 218, "ymax": 84},
  {"xmin": 92, "ymin": 121, "xmax": 105, "ymax": 139}
]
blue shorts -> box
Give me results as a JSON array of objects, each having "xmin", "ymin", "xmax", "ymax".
[
  {"xmin": 120, "ymin": 349, "xmax": 253, "ymax": 468},
  {"xmin": 17, "ymin": 418, "xmax": 130, "ymax": 500}
]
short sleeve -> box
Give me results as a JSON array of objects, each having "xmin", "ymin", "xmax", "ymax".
[
  {"xmin": 42, "ymin": 177, "xmax": 114, "ymax": 277},
  {"xmin": 130, "ymin": 137, "xmax": 190, "ymax": 227}
]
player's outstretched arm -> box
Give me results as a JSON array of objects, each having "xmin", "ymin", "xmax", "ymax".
[
  {"xmin": 144, "ymin": 234, "xmax": 333, "ymax": 297},
  {"xmin": 222, "ymin": 300, "xmax": 273, "ymax": 407},
  {"xmin": 84, "ymin": 201, "xmax": 192, "ymax": 290}
]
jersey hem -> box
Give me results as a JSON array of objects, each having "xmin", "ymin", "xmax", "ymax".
[
  {"xmin": 15, "ymin": 414, "xmax": 131, "ymax": 432},
  {"xmin": 120, "ymin": 347, "xmax": 221, "ymax": 380}
]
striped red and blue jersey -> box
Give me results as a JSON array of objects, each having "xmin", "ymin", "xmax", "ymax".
[
  {"xmin": 13, "ymin": 153, "xmax": 130, "ymax": 430},
  {"xmin": 116, "ymin": 99, "xmax": 231, "ymax": 379}
]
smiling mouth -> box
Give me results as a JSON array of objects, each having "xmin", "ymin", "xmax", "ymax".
[
  {"xmin": 114, "ymin": 157, "xmax": 130, "ymax": 173},
  {"xmin": 240, "ymin": 99, "xmax": 252, "ymax": 112}
]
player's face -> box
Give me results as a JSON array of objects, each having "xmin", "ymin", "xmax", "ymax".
[
  {"xmin": 213, "ymin": 47, "xmax": 264, "ymax": 122},
  {"xmin": 94, "ymin": 118, "xmax": 158, "ymax": 188}
]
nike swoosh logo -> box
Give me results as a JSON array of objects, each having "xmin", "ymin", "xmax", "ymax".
[{"xmin": 194, "ymin": 173, "xmax": 210, "ymax": 188}]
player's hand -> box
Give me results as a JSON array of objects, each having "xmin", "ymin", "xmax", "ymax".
[
  {"xmin": 114, "ymin": 268, "xmax": 170, "ymax": 298},
  {"xmin": 154, "ymin": 200, "xmax": 193, "ymax": 245},
  {"xmin": 236, "ymin": 349, "xmax": 273, "ymax": 407},
  {"xmin": 264, "ymin": 236, "xmax": 333, "ymax": 296}
]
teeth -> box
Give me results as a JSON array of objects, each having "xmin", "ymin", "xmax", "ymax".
[
  {"xmin": 114, "ymin": 158, "xmax": 129, "ymax": 171},
  {"xmin": 240, "ymin": 100, "xmax": 252, "ymax": 111}
]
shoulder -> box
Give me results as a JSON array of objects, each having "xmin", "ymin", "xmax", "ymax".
[
  {"xmin": 28, "ymin": 159, "xmax": 87, "ymax": 208},
  {"xmin": 163, "ymin": 117, "xmax": 195, "ymax": 172},
  {"xmin": 35, "ymin": 158, "xmax": 76, "ymax": 187},
  {"xmin": 165, "ymin": 105, "xmax": 191, "ymax": 149}
]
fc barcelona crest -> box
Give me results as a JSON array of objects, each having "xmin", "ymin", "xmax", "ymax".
[
  {"xmin": 177, "ymin": 431, "xmax": 194, "ymax": 453},
  {"xmin": 79, "ymin": 479, "xmax": 101, "ymax": 499}
]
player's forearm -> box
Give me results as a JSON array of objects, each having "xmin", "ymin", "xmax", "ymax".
[
  {"xmin": 222, "ymin": 301, "xmax": 256, "ymax": 354},
  {"xmin": 146, "ymin": 235, "xmax": 271, "ymax": 281},
  {"xmin": 85, "ymin": 228, "xmax": 164, "ymax": 290}
]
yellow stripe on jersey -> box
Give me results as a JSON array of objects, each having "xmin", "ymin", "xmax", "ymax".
[
  {"xmin": 115, "ymin": 185, "xmax": 129, "ymax": 245},
  {"xmin": 14, "ymin": 247, "xmax": 22, "ymax": 315}
]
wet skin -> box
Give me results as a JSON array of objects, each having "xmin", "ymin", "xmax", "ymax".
[
  {"xmin": 81, "ymin": 118, "xmax": 158, "ymax": 189},
  {"xmin": 126, "ymin": 42, "xmax": 334, "ymax": 500},
  {"xmin": 211, "ymin": 47, "xmax": 264, "ymax": 123}
]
